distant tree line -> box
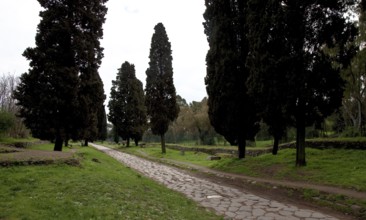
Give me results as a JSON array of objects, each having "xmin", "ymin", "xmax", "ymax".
[{"xmin": 0, "ymin": 74, "xmax": 28, "ymax": 138}]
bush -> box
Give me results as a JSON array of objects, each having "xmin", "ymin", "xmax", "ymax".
[{"xmin": 0, "ymin": 111, "xmax": 15, "ymax": 134}]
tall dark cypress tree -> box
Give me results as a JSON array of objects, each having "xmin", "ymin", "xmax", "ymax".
[
  {"xmin": 247, "ymin": 0, "xmax": 356, "ymax": 165},
  {"xmin": 14, "ymin": 0, "xmax": 108, "ymax": 151},
  {"xmin": 203, "ymin": 0, "xmax": 259, "ymax": 159},
  {"xmin": 145, "ymin": 23, "xmax": 179, "ymax": 154},
  {"xmin": 97, "ymin": 105, "xmax": 108, "ymax": 141},
  {"xmin": 283, "ymin": 1, "xmax": 356, "ymax": 166},
  {"xmin": 246, "ymin": 0, "xmax": 290, "ymax": 155},
  {"xmin": 73, "ymin": 0, "xmax": 108, "ymax": 146},
  {"xmin": 108, "ymin": 62, "xmax": 147, "ymax": 147}
]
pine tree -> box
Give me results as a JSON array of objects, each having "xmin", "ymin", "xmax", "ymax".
[
  {"xmin": 14, "ymin": 0, "xmax": 108, "ymax": 151},
  {"xmin": 203, "ymin": 0, "xmax": 259, "ymax": 159},
  {"xmin": 108, "ymin": 62, "xmax": 147, "ymax": 147},
  {"xmin": 145, "ymin": 23, "xmax": 179, "ymax": 154}
]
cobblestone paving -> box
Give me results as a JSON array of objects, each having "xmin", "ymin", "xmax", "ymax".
[{"xmin": 91, "ymin": 144, "xmax": 339, "ymax": 220}]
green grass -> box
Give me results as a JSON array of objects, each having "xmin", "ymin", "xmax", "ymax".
[
  {"xmin": 0, "ymin": 145, "xmax": 221, "ymax": 220},
  {"xmin": 113, "ymin": 143, "xmax": 366, "ymax": 192},
  {"xmin": 212, "ymin": 148, "xmax": 366, "ymax": 191},
  {"xmin": 0, "ymin": 136, "xmax": 39, "ymax": 144},
  {"xmin": 121, "ymin": 145, "xmax": 220, "ymax": 167}
]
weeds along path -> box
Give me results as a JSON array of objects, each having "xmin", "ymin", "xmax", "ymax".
[{"xmin": 91, "ymin": 143, "xmax": 344, "ymax": 220}]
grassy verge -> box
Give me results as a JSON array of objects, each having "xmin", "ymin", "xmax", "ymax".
[
  {"xmin": 110, "ymin": 143, "xmax": 366, "ymax": 192},
  {"xmin": 0, "ymin": 145, "xmax": 221, "ymax": 220},
  {"xmin": 0, "ymin": 137, "xmax": 39, "ymax": 144},
  {"xmin": 110, "ymin": 144, "xmax": 366, "ymax": 218}
]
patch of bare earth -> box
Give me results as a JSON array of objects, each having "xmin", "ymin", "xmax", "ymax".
[{"xmin": 0, "ymin": 146, "xmax": 79, "ymax": 166}]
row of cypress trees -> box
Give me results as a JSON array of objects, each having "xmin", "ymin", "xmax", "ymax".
[
  {"xmin": 108, "ymin": 23, "xmax": 179, "ymax": 153},
  {"xmin": 15, "ymin": 0, "xmax": 179, "ymax": 153},
  {"xmin": 203, "ymin": 0, "xmax": 359, "ymax": 166}
]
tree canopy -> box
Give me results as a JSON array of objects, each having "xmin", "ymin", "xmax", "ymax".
[
  {"xmin": 108, "ymin": 61, "xmax": 147, "ymax": 147},
  {"xmin": 246, "ymin": 0, "xmax": 357, "ymax": 165},
  {"xmin": 203, "ymin": 0, "xmax": 259, "ymax": 159},
  {"xmin": 145, "ymin": 23, "xmax": 179, "ymax": 154},
  {"xmin": 14, "ymin": 0, "xmax": 108, "ymax": 151}
]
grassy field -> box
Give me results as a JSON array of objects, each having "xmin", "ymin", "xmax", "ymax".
[
  {"xmin": 0, "ymin": 143, "xmax": 221, "ymax": 220},
  {"xmin": 112, "ymin": 144, "xmax": 366, "ymax": 192}
]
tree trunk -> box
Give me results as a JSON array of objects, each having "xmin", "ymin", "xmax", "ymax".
[
  {"xmin": 64, "ymin": 139, "xmax": 69, "ymax": 147},
  {"xmin": 272, "ymin": 135, "xmax": 279, "ymax": 155},
  {"xmin": 126, "ymin": 138, "xmax": 130, "ymax": 147},
  {"xmin": 84, "ymin": 140, "xmax": 88, "ymax": 147},
  {"xmin": 238, "ymin": 137, "xmax": 246, "ymax": 159},
  {"xmin": 357, "ymin": 99, "xmax": 362, "ymax": 133},
  {"xmin": 161, "ymin": 134, "xmax": 166, "ymax": 154},
  {"xmin": 134, "ymin": 139, "xmax": 139, "ymax": 146},
  {"xmin": 54, "ymin": 135, "xmax": 63, "ymax": 151},
  {"xmin": 296, "ymin": 112, "xmax": 306, "ymax": 166}
]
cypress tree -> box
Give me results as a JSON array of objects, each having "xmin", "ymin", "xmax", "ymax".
[
  {"xmin": 246, "ymin": 0, "xmax": 290, "ymax": 155},
  {"xmin": 108, "ymin": 62, "xmax": 147, "ymax": 147},
  {"xmin": 14, "ymin": 0, "xmax": 108, "ymax": 151},
  {"xmin": 145, "ymin": 23, "xmax": 179, "ymax": 154},
  {"xmin": 203, "ymin": 0, "xmax": 259, "ymax": 159},
  {"xmin": 247, "ymin": 0, "xmax": 356, "ymax": 165},
  {"xmin": 97, "ymin": 105, "xmax": 108, "ymax": 141}
]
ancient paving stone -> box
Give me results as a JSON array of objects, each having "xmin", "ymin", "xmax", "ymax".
[
  {"xmin": 91, "ymin": 144, "xmax": 340, "ymax": 220},
  {"xmin": 295, "ymin": 210, "xmax": 312, "ymax": 218},
  {"xmin": 253, "ymin": 208, "xmax": 266, "ymax": 217}
]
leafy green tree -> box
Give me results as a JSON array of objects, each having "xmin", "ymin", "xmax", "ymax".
[
  {"xmin": 145, "ymin": 23, "xmax": 179, "ymax": 154},
  {"xmin": 108, "ymin": 62, "xmax": 147, "ymax": 147},
  {"xmin": 14, "ymin": 0, "xmax": 108, "ymax": 151},
  {"xmin": 190, "ymin": 98, "xmax": 217, "ymax": 145},
  {"xmin": 203, "ymin": 0, "xmax": 259, "ymax": 158},
  {"xmin": 341, "ymin": 0, "xmax": 366, "ymax": 136}
]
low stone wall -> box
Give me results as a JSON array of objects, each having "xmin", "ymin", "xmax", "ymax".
[
  {"xmin": 165, "ymin": 145, "xmax": 287, "ymax": 157},
  {"xmin": 279, "ymin": 140, "xmax": 366, "ymax": 150},
  {"xmin": 165, "ymin": 140, "xmax": 366, "ymax": 158}
]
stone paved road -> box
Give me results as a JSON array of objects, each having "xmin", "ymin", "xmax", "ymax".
[{"xmin": 91, "ymin": 143, "xmax": 339, "ymax": 220}]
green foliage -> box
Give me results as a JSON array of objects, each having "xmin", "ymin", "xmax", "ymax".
[
  {"xmin": 108, "ymin": 62, "xmax": 147, "ymax": 146},
  {"xmin": 0, "ymin": 111, "xmax": 14, "ymax": 135},
  {"xmin": 161, "ymin": 97, "xmax": 220, "ymax": 145},
  {"xmin": 245, "ymin": 0, "xmax": 357, "ymax": 165},
  {"xmin": 145, "ymin": 23, "xmax": 179, "ymax": 152},
  {"xmin": 14, "ymin": 0, "xmax": 108, "ymax": 150},
  {"xmin": 97, "ymin": 105, "xmax": 108, "ymax": 141},
  {"xmin": 203, "ymin": 0, "xmax": 259, "ymax": 158},
  {"xmin": 339, "ymin": 1, "xmax": 366, "ymax": 136},
  {"xmin": 0, "ymin": 146, "xmax": 221, "ymax": 220}
]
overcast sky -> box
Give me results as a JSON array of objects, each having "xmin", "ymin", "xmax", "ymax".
[{"xmin": 0, "ymin": 0, "xmax": 208, "ymax": 103}]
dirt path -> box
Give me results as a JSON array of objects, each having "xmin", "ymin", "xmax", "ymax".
[{"xmin": 91, "ymin": 143, "xmax": 354, "ymax": 220}]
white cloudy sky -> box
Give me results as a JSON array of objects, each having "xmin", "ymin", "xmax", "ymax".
[{"xmin": 0, "ymin": 0, "xmax": 208, "ymax": 103}]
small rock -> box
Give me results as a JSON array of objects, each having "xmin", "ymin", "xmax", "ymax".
[{"xmin": 207, "ymin": 155, "xmax": 221, "ymax": 160}]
